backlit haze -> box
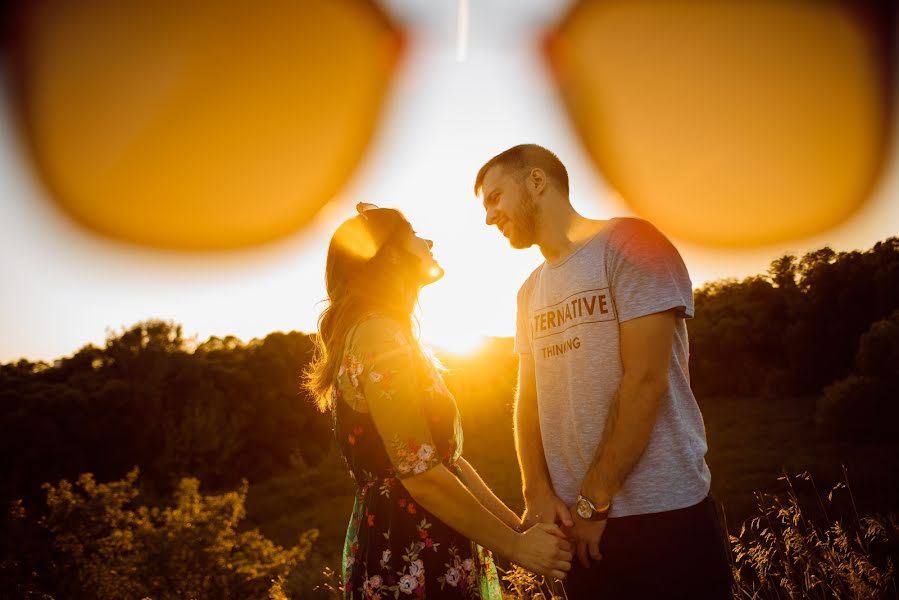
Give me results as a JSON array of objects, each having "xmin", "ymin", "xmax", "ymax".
[{"xmin": 1, "ymin": 0, "xmax": 898, "ymax": 362}]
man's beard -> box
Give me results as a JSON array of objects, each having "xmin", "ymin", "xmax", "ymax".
[{"xmin": 509, "ymin": 193, "xmax": 538, "ymax": 249}]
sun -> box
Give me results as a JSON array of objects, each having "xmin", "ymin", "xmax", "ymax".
[
  {"xmin": 414, "ymin": 255, "xmax": 521, "ymax": 357},
  {"xmin": 423, "ymin": 328, "xmax": 486, "ymax": 356}
]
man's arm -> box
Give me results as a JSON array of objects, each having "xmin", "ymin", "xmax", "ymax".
[
  {"xmin": 516, "ymin": 352, "xmax": 573, "ymax": 529},
  {"xmin": 572, "ymin": 309, "xmax": 677, "ymax": 566}
]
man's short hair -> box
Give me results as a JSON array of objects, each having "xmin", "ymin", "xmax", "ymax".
[{"xmin": 474, "ymin": 144, "xmax": 569, "ymax": 197}]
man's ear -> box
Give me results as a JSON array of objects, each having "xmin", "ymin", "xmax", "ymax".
[{"xmin": 529, "ymin": 168, "xmax": 547, "ymax": 194}]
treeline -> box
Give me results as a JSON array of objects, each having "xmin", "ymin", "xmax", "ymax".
[
  {"xmin": 690, "ymin": 238, "xmax": 899, "ymax": 402},
  {"xmin": 0, "ymin": 323, "xmax": 333, "ymax": 507}
]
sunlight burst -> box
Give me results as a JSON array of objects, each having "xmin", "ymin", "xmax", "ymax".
[{"xmin": 425, "ymin": 329, "xmax": 485, "ymax": 356}]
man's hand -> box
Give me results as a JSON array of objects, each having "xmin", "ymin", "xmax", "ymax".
[
  {"xmin": 522, "ymin": 491, "xmax": 574, "ymax": 531},
  {"xmin": 569, "ymin": 508, "xmax": 608, "ymax": 568}
]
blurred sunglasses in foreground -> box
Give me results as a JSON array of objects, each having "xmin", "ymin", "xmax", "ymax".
[{"xmin": 3, "ymin": 0, "xmax": 895, "ymax": 249}]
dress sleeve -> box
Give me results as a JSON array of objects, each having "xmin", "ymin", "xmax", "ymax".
[{"xmin": 348, "ymin": 318, "xmax": 442, "ymax": 479}]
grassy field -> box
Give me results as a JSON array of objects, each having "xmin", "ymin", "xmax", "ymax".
[{"xmin": 242, "ymin": 393, "xmax": 899, "ymax": 597}]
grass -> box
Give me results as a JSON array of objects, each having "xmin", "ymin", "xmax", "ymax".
[
  {"xmin": 699, "ymin": 396, "xmax": 899, "ymax": 528},
  {"xmin": 242, "ymin": 450, "xmax": 355, "ymax": 598}
]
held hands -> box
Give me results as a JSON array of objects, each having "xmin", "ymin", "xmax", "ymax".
[
  {"xmin": 512, "ymin": 523, "xmax": 573, "ymax": 580},
  {"xmin": 514, "ymin": 490, "xmax": 574, "ymax": 579}
]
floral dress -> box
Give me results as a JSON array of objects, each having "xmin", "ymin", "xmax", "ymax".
[{"xmin": 332, "ymin": 317, "xmax": 503, "ymax": 600}]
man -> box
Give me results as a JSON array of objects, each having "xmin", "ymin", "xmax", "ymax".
[{"xmin": 474, "ymin": 144, "xmax": 733, "ymax": 598}]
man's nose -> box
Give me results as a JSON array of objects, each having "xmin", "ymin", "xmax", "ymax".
[
  {"xmin": 485, "ymin": 208, "xmax": 499, "ymax": 226},
  {"xmin": 425, "ymin": 239, "xmax": 433, "ymax": 249}
]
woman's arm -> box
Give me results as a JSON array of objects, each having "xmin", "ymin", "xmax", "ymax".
[
  {"xmin": 402, "ymin": 463, "xmax": 570, "ymax": 580},
  {"xmin": 454, "ymin": 456, "xmax": 522, "ymax": 531},
  {"xmin": 347, "ymin": 318, "xmax": 571, "ymax": 578}
]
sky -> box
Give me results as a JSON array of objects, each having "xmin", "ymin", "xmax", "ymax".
[{"xmin": 1, "ymin": 0, "xmax": 898, "ymax": 363}]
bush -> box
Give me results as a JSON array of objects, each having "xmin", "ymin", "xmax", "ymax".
[
  {"xmin": 856, "ymin": 310, "xmax": 899, "ymax": 382},
  {"xmin": 816, "ymin": 375, "xmax": 895, "ymax": 442},
  {"xmin": 4, "ymin": 468, "xmax": 317, "ymax": 600}
]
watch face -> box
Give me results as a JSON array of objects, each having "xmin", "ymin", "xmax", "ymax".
[{"xmin": 576, "ymin": 498, "xmax": 592, "ymax": 519}]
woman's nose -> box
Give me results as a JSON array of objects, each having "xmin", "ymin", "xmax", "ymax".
[{"xmin": 426, "ymin": 239, "xmax": 433, "ymax": 249}]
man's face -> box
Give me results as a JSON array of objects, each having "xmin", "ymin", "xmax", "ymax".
[{"xmin": 481, "ymin": 166, "xmax": 538, "ymax": 249}]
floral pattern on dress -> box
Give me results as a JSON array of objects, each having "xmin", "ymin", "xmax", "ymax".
[
  {"xmin": 438, "ymin": 546, "xmax": 479, "ymax": 594},
  {"xmin": 333, "ymin": 318, "xmax": 502, "ymax": 599},
  {"xmin": 391, "ymin": 438, "xmax": 440, "ymax": 476}
]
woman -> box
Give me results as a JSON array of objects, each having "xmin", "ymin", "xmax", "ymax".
[{"xmin": 305, "ymin": 204, "xmax": 572, "ymax": 599}]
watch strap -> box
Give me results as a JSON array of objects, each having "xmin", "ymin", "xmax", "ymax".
[{"xmin": 577, "ymin": 494, "xmax": 611, "ymax": 521}]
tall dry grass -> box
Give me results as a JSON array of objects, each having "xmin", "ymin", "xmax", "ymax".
[{"xmin": 729, "ymin": 469, "xmax": 898, "ymax": 599}]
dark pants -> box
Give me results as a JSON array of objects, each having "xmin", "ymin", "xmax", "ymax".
[{"xmin": 562, "ymin": 495, "xmax": 734, "ymax": 600}]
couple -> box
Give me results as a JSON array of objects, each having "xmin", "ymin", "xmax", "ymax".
[{"xmin": 304, "ymin": 144, "xmax": 733, "ymax": 599}]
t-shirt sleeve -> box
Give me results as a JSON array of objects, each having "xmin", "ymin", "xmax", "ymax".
[
  {"xmin": 606, "ymin": 219, "xmax": 694, "ymax": 322},
  {"xmin": 348, "ymin": 318, "xmax": 442, "ymax": 479},
  {"xmin": 514, "ymin": 276, "xmax": 534, "ymax": 354}
]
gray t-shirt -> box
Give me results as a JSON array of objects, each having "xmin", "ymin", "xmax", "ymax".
[{"xmin": 515, "ymin": 217, "xmax": 711, "ymax": 518}]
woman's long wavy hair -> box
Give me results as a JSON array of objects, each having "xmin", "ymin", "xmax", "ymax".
[{"xmin": 304, "ymin": 208, "xmax": 424, "ymax": 411}]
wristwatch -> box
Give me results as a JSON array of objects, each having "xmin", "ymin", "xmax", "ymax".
[{"xmin": 575, "ymin": 494, "xmax": 611, "ymax": 521}]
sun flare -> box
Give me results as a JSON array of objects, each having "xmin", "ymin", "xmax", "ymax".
[{"xmin": 424, "ymin": 329, "xmax": 486, "ymax": 356}]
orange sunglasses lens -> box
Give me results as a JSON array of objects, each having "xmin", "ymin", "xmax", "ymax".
[
  {"xmin": 547, "ymin": 0, "xmax": 894, "ymax": 246},
  {"xmin": 9, "ymin": 0, "xmax": 403, "ymax": 249}
]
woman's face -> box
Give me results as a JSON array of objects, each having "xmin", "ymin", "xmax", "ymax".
[{"xmin": 401, "ymin": 229, "xmax": 443, "ymax": 285}]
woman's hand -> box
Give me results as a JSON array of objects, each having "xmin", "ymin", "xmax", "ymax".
[{"xmin": 512, "ymin": 522, "xmax": 573, "ymax": 579}]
